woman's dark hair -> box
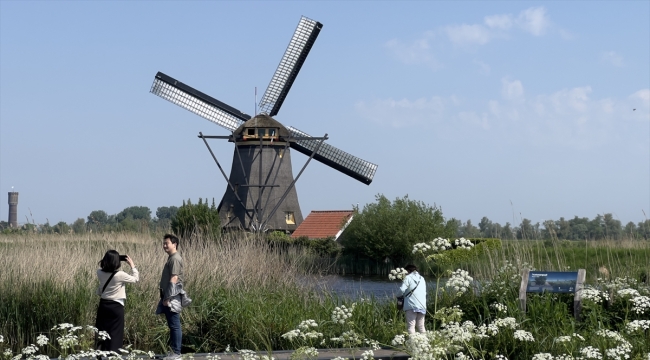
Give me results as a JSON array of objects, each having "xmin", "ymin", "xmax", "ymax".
[
  {"xmin": 99, "ymin": 250, "xmax": 121, "ymax": 272},
  {"xmin": 405, "ymin": 264, "xmax": 418, "ymax": 273}
]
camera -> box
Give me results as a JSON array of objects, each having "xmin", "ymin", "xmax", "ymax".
[{"xmin": 119, "ymin": 255, "xmax": 128, "ymax": 262}]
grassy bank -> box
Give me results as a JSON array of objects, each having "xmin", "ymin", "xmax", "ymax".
[
  {"xmin": 0, "ymin": 233, "xmax": 403, "ymax": 355},
  {"xmin": 1, "ymin": 233, "xmax": 649, "ymax": 359}
]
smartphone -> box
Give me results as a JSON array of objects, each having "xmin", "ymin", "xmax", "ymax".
[{"xmin": 119, "ymin": 255, "xmax": 128, "ymax": 262}]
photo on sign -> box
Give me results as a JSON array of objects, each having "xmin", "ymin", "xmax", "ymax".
[{"xmin": 526, "ymin": 271, "xmax": 578, "ymax": 293}]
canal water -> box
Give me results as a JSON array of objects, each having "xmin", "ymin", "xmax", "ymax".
[{"xmin": 304, "ymin": 274, "xmax": 444, "ymax": 300}]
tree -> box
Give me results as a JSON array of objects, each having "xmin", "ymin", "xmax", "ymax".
[
  {"xmin": 460, "ymin": 219, "xmax": 480, "ymax": 238},
  {"xmin": 517, "ymin": 218, "xmax": 535, "ymax": 239},
  {"xmin": 87, "ymin": 210, "xmax": 108, "ymax": 226},
  {"xmin": 53, "ymin": 221, "xmax": 70, "ymax": 234},
  {"xmin": 116, "ymin": 206, "xmax": 151, "ymax": 223},
  {"xmin": 156, "ymin": 206, "xmax": 179, "ymax": 220},
  {"xmin": 171, "ymin": 198, "xmax": 221, "ymax": 239},
  {"xmin": 340, "ymin": 194, "xmax": 454, "ymax": 264},
  {"xmin": 72, "ymin": 218, "xmax": 86, "ymax": 233}
]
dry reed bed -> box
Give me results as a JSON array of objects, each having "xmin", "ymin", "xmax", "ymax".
[{"xmin": 0, "ymin": 232, "xmax": 314, "ymax": 294}]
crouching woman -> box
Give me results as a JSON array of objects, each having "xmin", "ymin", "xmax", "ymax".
[{"xmin": 400, "ymin": 264, "xmax": 427, "ymax": 334}]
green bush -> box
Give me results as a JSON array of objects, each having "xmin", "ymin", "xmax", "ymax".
[{"xmin": 171, "ymin": 198, "xmax": 221, "ymax": 239}]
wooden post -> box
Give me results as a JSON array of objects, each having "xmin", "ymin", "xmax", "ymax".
[
  {"xmin": 519, "ymin": 269, "xmax": 530, "ymax": 313},
  {"xmin": 574, "ymin": 269, "xmax": 586, "ymax": 320}
]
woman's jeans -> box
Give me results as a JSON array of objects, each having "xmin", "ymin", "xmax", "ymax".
[
  {"xmin": 162, "ymin": 306, "xmax": 182, "ymax": 354},
  {"xmin": 405, "ymin": 310, "xmax": 426, "ymax": 334}
]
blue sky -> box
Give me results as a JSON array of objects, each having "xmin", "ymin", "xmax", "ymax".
[{"xmin": 1, "ymin": 1, "xmax": 648, "ymax": 227}]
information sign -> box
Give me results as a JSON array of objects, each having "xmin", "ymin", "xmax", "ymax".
[{"xmin": 526, "ymin": 271, "xmax": 578, "ymax": 293}]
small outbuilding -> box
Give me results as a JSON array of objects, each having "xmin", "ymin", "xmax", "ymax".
[{"xmin": 291, "ymin": 210, "xmax": 354, "ymax": 240}]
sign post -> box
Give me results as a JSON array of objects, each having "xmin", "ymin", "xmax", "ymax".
[{"xmin": 519, "ymin": 269, "xmax": 586, "ymax": 319}]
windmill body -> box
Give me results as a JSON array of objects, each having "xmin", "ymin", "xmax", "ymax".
[
  {"xmin": 150, "ymin": 16, "xmax": 378, "ymax": 232},
  {"xmin": 219, "ymin": 115, "xmax": 303, "ymax": 231}
]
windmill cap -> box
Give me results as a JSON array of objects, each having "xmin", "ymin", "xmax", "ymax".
[{"xmin": 235, "ymin": 114, "xmax": 292, "ymax": 139}]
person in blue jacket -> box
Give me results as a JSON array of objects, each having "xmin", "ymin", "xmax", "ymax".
[{"xmin": 400, "ymin": 264, "xmax": 427, "ymax": 334}]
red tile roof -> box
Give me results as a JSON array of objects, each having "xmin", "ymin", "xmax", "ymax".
[{"xmin": 291, "ymin": 210, "xmax": 354, "ymax": 240}]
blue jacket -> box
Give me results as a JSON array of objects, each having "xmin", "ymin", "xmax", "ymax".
[{"xmin": 400, "ymin": 271, "xmax": 427, "ymax": 311}]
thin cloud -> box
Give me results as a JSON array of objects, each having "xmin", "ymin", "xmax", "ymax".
[
  {"xmin": 501, "ymin": 78, "xmax": 525, "ymax": 101},
  {"xmin": 355, "ymin": 96, "xmax": 454, "ymax": 128},
  {"xmin": 517, "ymin": 7, "xmax": 549, "ymax": 36},
  {"xmin": 444, "ymin": 24, "xmax": 492, "ymax": 45},
  {"xmin": 384, "ymin": 33, "xmax": 441, "ymax": 69},
  {"xmin": 484, "ymin": 14, "xmax": 513, "ymax": 30},
  {"xmin": 356, "ymin": 81, "xmax": 649, "ymax": 150},
  {"xmin": 601, "ymin": 51, "xmax": 624, "ymax": 67},
  {"xmin": 474, "ymin": 60, "xmax": 491, "ymax": 75}
]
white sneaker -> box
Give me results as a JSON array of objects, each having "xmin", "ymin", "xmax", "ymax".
[{"xmin": 163, "ymin": 353, "xmax": 181, "ymax": 360}]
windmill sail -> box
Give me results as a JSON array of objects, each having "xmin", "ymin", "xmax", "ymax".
[
  {"xmin": 287, "ymin": 126, "xmax": 378, "ymax": 185},
  {"xmin": 258, "ymin": 16, "xmax": 322, "ymax": 117},
  {"xmin": 150, "ymin": 72, "xmax": 251, "ymax": 131}
]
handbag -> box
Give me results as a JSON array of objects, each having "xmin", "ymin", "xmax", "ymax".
[{"xmin": 396, "ymin": 280, "xmax": 420, "ymax": 311}]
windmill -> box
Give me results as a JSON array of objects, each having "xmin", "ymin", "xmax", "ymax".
[{"xmin": 150, "ymin": 16, "xmax": 378, "ymax": 232}]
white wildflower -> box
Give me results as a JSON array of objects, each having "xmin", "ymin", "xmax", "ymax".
[
  {"xmin": 454, "ymin": 237, "xmax": 474, "ymax": 249},
  {"xmin": 440, "ymin": 322, "xmax": 473, "ymax": 343},
  {"xmin": 225, "ymin": 345, "xmax": 231, "ymax": 353},
  {"xmin": 513, "ymin": 330, "xmax": 534, "ymax": 342},
  {"xmin": 21, "ymin": 345, "xmax": 38, "ymax": 355},
  {"xmin": 494, "ymin": 355, "xmax": 508, "ymax": 360},
  {"xmin": 36, "ymin": 334, "xmax": 48, "ymax": 347},
  {"xmin": 631, "ymin": 296, "xmax": 650, "ymax": 314},
  {"xmin": 605, "ymin": 342, "xmax": 632, "ymax": 360},
  {"xmin": 555, "ymin": 336, "xmax": 572, "ymax": 343},
  {"xmin": 573, "ymin": 333, "xmax": 585, "ymax": 341},
  {"xmin": 446, "ymin": 269, "xmax": 473, "ymax": 296},
  {"xmin": 331, "ymin": 357, "xmax": 348, "ymax": 360},
  {"xmin": 531, "ymin": 354, "xmax": 553, "ymax": 360},
  {"xmin": 617, "ymin": 288, "xmax": 641, "ymax": 298},
  {"xmin": 493, "ymin": 317, "xmax": 518, "ymax": 329},
  {"xmin": 412, "ymin": 243, "xmax": 431, "ymax": 255},
  {"xmin": 429, "ymin": 237, "xmax": 452, "ymax": 252},
  {"xmin": 298, "ymin": 320, "xmax": 318, "ymax": 331},
  {"xmin": 4, "ymin": 349, "xmax": 12, "ymax": 357},
  {"xmin": 389, "ymin": 268, "xmax": 409, "ymax": 281},
  {"xmin": 391, "ymin": 334, "xmax": 405, "ymax": 346},
  {"xmin": 490, "ymin": 303, "xmax": 508, "ymax": 313},
  {"xmin": 364, "ymin": 339, "xmax": 380, "ymax": 350},
  {"xmin": 582, "ymin": 287, "xmax": 609, "ymax": 303},
  {"xmin": 51, "ymin": 323, "xmax": 74, "ymax": 331},
  {"xmin": 361, "ymin": 350, "xmax": 373, "ymax": 360},
  {"xmin": 626, "ymin": 320, "xmax": 650, "ymax": 333},
  {"xmin": 0, "ymin": 335, "xmax": 3, "ymax": 343},
  {"xmin": 580, "ymin": 346, "xmax": 603, "ymax": 359},
  {"xmin": 555, "ymin": 355, "xmax": 576, "ymax": 360},
  {"xmin": 97, "ymin": 331, "xmax": 111, "ymax": 341},
  {"xmin": 331, "ymin": 304, "xmax": 356, "ymax": 324},
  {"xmin": 298, "ymin": 347, "xmax": 318, "ymax": 358}
]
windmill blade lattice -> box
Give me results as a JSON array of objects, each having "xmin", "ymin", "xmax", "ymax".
[
  {"xmin": 151, "ymin": 72, "xmax": 251, "ymax": 131},
  {"xmin": 258, "ymin": 16, "xmax": 322, "ymax": 117},
  {"xmin": 287, "ymin": 126, "xmax": 378, "ymax": 185}
]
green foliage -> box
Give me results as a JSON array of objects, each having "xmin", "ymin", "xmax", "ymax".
[
  {"xmin": 341, "ymin": 194, "xmax": 454, "ymax": 263},
  {"xmin": 116, "ymin": 206, "xmax": 151, "ymax": 223},
  {"xmin": 71, "ymin": 218, "xmax": 85, "ymax": 234},
  {"xmin": 156, "ymin": 206, "xmax": 179, "ymax": 220},
  {"xmin": 52, "ymin": 221, "xmax": 70, "ymax": 234},
  {"xmin": 86, "ymin": 210, "xmax": 108, "ymax": 226},
  {"xmin": 265, "ymin": 232, "xmax": 342, "ymax": 257},
  {"xmin": 171, "ymin": 198, "xmax": 221, "ymax": 239}
]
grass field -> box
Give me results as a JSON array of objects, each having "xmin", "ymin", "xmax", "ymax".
[{"xmin": 1, "ymin": 233, "xmax": 648, "ymax": 359}]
